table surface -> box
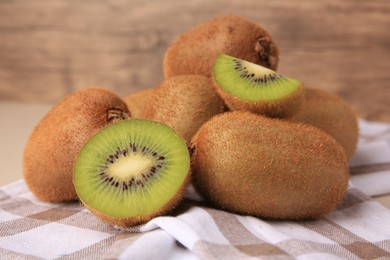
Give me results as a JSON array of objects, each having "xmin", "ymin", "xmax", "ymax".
[{"xmin": 1, "ymin": 102, "xmax": 389, "ymax": 210}]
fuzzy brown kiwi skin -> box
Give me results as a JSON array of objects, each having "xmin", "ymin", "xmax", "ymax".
[
  {"xmin": 163, "ymin": 15, "xmax": 279, "ymax": 78},
  {"xmin": 124, "ymin": 88, "xmax": 154, "ymax": 119},
  {"xmin": 144, "ymin": 75, "xmax": 225, "ymax": 143},
  {"xmin": 23, "ymin": 87, "xmax": 130, "ymax": 203},
  {"xmin": 291, "ymin": 88, "xmax": 359, "ymax": 160},
  {"xmin": 190, "ymin": 111, "xmax": 349, "ymax": 220},
  {"xmin": 83, "ymin": 172, "xmax": 191, "ymax": 228},
  {"xmin": 213, "ymin": 77, "xmax": 304, "ymax": 119}
]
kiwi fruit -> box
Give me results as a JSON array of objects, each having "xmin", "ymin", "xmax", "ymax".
[
  {"xmin": 73, "ymin": 119, "xmax": 190, "ymax": 227},
  {"xmin": 213, "ymin": 53, "xmax": 304, "ymax": 118},
  {"xmin": 190, "ymin": 111, "xmax": 349, "ymax": 220},
  {"xmin": 23, "ymin": 87, "xmax": 130, "ymax": 202},
  {"xmin": 163, "ymin": 15, "xmax": 279, "ymax": 78},
  {"xmin": 291, "ymin": 88, "xmax": 359, "ymax": 159},
  {"xmin": 124, "ymin": 88, "xmax": 154, "ymax": 118},
  {"xmin": 144, "ymin": 75, "xmax": 225, "ymax": 143}
]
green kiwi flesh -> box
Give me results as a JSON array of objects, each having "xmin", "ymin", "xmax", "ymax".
[
  {"xmin": 190, "ymin": 111, "xmax": 349, "ymax": 220},
  {"xmin": 73, "ymin": 119, "xmax": 190, "ymax": 227},
  {"xmin": 214, "ymin": 54, "xmax": 300, "ymax": 101},
  {"xmin": 213, "ymin": 54, "xmax": 304, "ymax": 118}
]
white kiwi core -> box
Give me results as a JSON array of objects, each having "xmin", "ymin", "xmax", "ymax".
[{"xmin": 108, "ymin": 154, "xmax": 153, "ymax": 180}]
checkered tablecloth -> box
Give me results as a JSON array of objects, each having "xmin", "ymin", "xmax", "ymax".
[{"xmin": 1, "ymin": 119, "xmax": 390, "ymax": 259}]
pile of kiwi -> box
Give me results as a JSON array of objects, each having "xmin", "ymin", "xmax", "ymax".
[{"xmin": 23, "ymin": 15, "xmax": 358, "ymax": 228}]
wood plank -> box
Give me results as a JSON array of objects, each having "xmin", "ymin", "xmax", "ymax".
[{"xmin": 0, "ymin": 0, "xmax": 389, "ymax": 121}]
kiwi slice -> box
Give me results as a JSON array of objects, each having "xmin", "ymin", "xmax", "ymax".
[
  {"xmin": 213, "ymin": 53, "xmax": 304, "ymax": 118},
  {"xmin": 73, "ymin": 119, "xmax": 190, "ymax": 228}
]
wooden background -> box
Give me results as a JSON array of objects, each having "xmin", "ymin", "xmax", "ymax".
[{"xmin": 0, "ymin": 0, "xmax": 389, "ymax": 121}]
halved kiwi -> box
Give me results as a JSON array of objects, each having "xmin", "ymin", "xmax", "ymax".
[
  {"xmin": 213, "ymin": 53, "xmax": 304, "ymax": 118},
  {"xmin": 73, "ymin": 119, "xmax": 191, "ymax": 228}
]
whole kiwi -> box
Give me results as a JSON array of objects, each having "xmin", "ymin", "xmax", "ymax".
[
  {"xmin": 191, "ymin": 112, "xmax": 349, "ymax": 220},
  {"xmin": 291, "ymin": 88, "xmax": 359, "ymax": 159},
  {"xmin": 23, "ymin": 87, "xmax": 130, "ymax": 202},
  {"xmin": 144, "ymin": 75, "xmax": 225, "ymax": 143},
  {"xmin": 124, "ymin": 88, "xmax": 154, "ymax": 119},
  {"xmin": 163, "ymin": 15, "xmax": 279, "ymax": 78}
]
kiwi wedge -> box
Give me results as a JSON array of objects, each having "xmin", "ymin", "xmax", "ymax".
[
  {"xmin": 292, "ymin": 88, "xmax": 359, "ymax": 159},
  {"xmin": 73, "ymin": 119, "xmax": 191, "ymax": 228},
  {"xmin": 23, "ymin": 88, "xmax": 130, "ymax": 203},
  {"xmin": 163, "ymin": 15, "xmax": 279, "ymax": 78},
  {"xmin": 213, "ymin": 54, "xmax": 304, "ymax": 118},
  {"xmin": 190, "ymin": 111, "xmax": 349, "ymax": 220}
]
